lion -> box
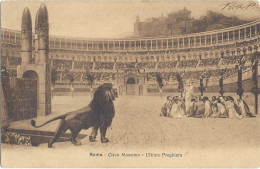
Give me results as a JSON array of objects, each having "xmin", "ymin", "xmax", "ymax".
[{"xmin": 31, "ymin": 84, "xmax": 115, "ymax": 148}]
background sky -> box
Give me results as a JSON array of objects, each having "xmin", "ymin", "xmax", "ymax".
[{"xmin": 1, "ymin": 0, "xmax": 260, "ymax": 38}]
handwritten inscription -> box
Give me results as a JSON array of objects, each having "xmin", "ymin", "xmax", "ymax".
[{"xmin": 220, "ymin": 2, "xmax": 258, "ymax": 10}]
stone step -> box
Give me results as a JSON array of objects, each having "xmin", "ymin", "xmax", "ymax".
[{"xmin": 7, "ymin": 128, "xmax": 87, "ymax": 147}]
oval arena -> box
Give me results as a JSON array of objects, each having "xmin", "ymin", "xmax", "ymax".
[{"xmin": 1, "ymin": 19, "xmax": 260, "ymax": 97}]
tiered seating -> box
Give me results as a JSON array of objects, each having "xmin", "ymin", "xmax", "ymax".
[
  {"xmin": 94, "ymin": 62, "xmax": 114, "ymax": 70},
  {"xmin": 147, "ymin": 72, "xmax": 178, "ymax": 82},
  {"xmin": 53, "ymin": 59, "xmax": 72, "ymax": 69},
  {"xmin": 74, "ymin": 61, "xmax": 93, "ymax": 70},
  {"xmin": 71, "ymin": 72, "xmax": 82, "ymax": 81},
  {"xmin": 6, "ymin": 69, "xmax": 17, "ymax": 77},
  {"xmin": 178, "ymin": 60, "xmax": 198, "ymax": 68},
  {"xmin": 199, "ymin": 58, "xmax": 220, "ymax": 67},
  {"xmin": 182, "ymin": 71, "xmax": 203, "ymax": 80},
  {"xmin": 100, "ymin": 72, "xmax": 115, "ymax": 81},
  {"xmin": 157, "ymin": 61, "xmax": 177, "ymax": 69},
  {"xmin": 115, "ymin": 62, "xmax": 135, "ymax": 69},
  {"xmin": 223, "ymin": 68, "xmax": 237, "ymax": 78},
  {"xmin": 54, "ymin": 71, "xmax": 62, "ymax": 82},
  {"xmin": 8, "ymin": 57, "xmax": 21, "ymax": 66},
  {"xmin": 81, "ymin": 72, "xmax": 115, "ymax": 82},
  {"xmin": 136, "ymin": 62, "xmax": 156, "ymax": 69},
  {"xmin": 221, "ymin": 56, "xmax": 240, "ymax": 65}
]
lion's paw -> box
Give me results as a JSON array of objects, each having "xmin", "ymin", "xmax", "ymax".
[
  {"xmin": 101, "ymin": 138, "xmax": 109, "ymax": 143},
  {"xmin": 71, "ymin": 140, "xmax": 81, "ymax": 146},
  {"xmin": 89, "ymin": 136, "xmax": 96, "ymax": 142},
  {"xmin": 48, "ymin": 143, "xmax": 54, "ymax": 148},
  {"xmin": 74, "ymin": 141, "xmax": 81, "ymax": 146}
]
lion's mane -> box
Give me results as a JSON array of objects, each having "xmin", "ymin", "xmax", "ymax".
[{"xmin": 89, "ymin": 84, "xmax": 115, "ymax": 126}]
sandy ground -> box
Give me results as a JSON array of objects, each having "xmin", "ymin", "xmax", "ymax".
[{"xmin": 1, "ymin": 95, "xmax": 260, "ymax": 168}]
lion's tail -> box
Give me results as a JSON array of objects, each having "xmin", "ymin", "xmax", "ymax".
[{"xmin": 31, "ymin": 114, "xmax": 66, "ymax": 128}]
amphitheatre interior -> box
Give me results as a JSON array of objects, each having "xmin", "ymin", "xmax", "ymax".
[
  {"xmin": 2, "ymin": 19, "xmax": 260, "ymax": 96},
  {"xmin": 1, "ymin": 2, "xmax": 260, "ymax": 168}
]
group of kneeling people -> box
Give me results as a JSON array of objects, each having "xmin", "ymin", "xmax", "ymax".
[{"xmin": 160, "ymin": 95, "xmax": 256, "ymax": 119}]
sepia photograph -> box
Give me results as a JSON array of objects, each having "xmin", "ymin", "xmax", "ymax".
[{"xmin": 1, "ymin": 0, "xmax": 260, "ymax": 168}]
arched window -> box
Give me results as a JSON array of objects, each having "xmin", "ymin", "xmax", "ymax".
[
  {"xmin": 210, "ymin": 52, "xmax": 213, "ymax": 58},
  {"xmin": 248, "ymin": 46, "xmax": 252, "ymax": 52},
  {"xmin": 204, "ymin": 52, "xmax": 208, "ymax": 58},
  {"xmin": 146, "ymin": 56, "xmax": 149, "ymax": 62}
]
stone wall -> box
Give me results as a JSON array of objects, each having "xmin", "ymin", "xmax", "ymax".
[{"xmin": 1, "ymin": 77, "xmax": 37, "ymax": 122}]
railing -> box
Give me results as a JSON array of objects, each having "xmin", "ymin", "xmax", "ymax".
[{"xmin": 2, "ymin": 19, "xmax": 260, "ymax": 51}]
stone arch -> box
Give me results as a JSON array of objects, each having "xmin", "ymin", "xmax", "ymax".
[
  {"xmin": 127, "ymin": 77, "xmax": 136, "ymax": 84},
  {"xmin": 22, "ymin": 70, "xmax": 38, "ymax": 79}
]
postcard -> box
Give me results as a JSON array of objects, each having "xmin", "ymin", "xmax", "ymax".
[{"xmin": 1, "ymin": 0, "xmax": 260, "ymax": 168}]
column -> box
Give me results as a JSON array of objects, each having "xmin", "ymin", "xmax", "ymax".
[
  {"xmin": 81, "ymin": 40, "xmax": 83, "ymax": 50},
  {"xmin": 255, "ymin": 25, "xmax": 258, "ymax": 35},
  {"xmin": 228, "ymin": 32, "xmax": 230, "ymax": 42},
  {"xmin": 250, "ymin": 26, "xmax": 252, "ymax": 38},
  {"xmin": 244, "ymin": 28, "xmax": 246, "ymax": 39},
  {"xmin": 189, "ymin": 37, "xmax": 191, "ymax": 47},
  {"xmin": 156, "ymin": 40, "xmax": 158, "ymax": 49},
  {"xmin": 177, "ymin": 38, "xmax": 179, "ymax": 48},
  {"xmin": 80, "ymin": 72, "xmax": 83, "ymax": 81},
  {"xmin": 222, "ymin": 33, "xmax": 223, "ymax": 43},
  {"xmin": 60, "ymin": 72, "xmax": 62, "ymax": 82},
  {"xmin": 72, "ymin": 58, "xmax": 74, "ymax": 69},
  {"xmin": 151, "ymin": 40, "xmax": 152, "ymax": 49},
  {"xmin": 211, "ymin": 34, "xmax": 213, "ymax": 44},
  {"xmin": 239, "ymin": 29, "xmax": 241, "ymax": 40},
  {"xmin": 135, "ymin": 41, "xmax": 136, "ymax": 50},
  {"xmin": 124, "ymin": 41, "xmax": 125, "ymax": 50},
  {"xmin": 200, "ymin": 36, "xmax": 201, "ymax": 46},
  {"xmin": 113, "ymin": 41, "xmax": 115, "ymax": 50},
  {"xmin": 167, "ymin": 39, "xmax": 168, "ymax": 49}
]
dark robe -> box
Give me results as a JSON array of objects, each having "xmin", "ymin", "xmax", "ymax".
[
  {"xmin": 243, "ymin": 100, "xmax": 256, "ymax": 117},
  {"xmin": 234, "ymin": 103, "xmax": 242, "ymax": 116},
  {"xmin": 191, "ymin": 101, "xmax": 205, "ymax": 118}
]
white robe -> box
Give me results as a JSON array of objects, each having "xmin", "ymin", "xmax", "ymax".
[
  {"xmin": 184, "ymin": 85, "xmax": 194, "ymax": 113},
  {"xmin": 226, "ymin": 101, "xmax": 242, "ymax": 119},
  {"xmin": 204, "ymin": 101, "xmax": 211, "ymax": 117},
  {"xmin": 169, "ymin": 101, "xmax": 185, "ymax": 118}
]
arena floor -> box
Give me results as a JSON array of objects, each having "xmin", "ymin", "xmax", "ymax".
[{"xmin": 2, "ymin": 95, "xmax": 260, "ymax": 167}]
